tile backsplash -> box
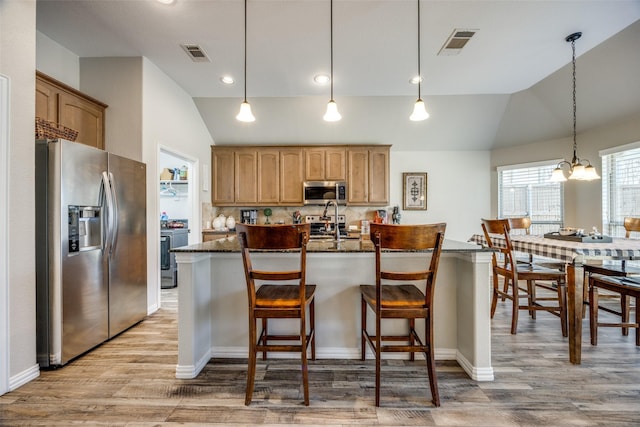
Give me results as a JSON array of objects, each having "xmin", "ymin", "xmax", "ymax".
[{"xmin": 202, "ymin": 203, "xmax": 397, "ymax": 229}]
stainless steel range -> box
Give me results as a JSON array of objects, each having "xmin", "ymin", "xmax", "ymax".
[
  {"xmin": 305, "ymin": 215, "xmax": 347, "ymax": 237},
  {"xmin": 161, "ymin": 219, "xmax": 189, "ymax": 289}
]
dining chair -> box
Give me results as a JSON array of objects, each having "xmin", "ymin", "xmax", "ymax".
[
  {"xmin": 482, "ymin": 218, "xmax": 568, "ymax": 336},
  {"xmin": 360, "ymin": 222, "xmax": 446, "ymax": 407},
  {"xmin": 589, "ymin": 274, "xmax": 640, "ymax": 346},
  {"xmin": 505, "ymin": 217, "xmax": 566, "ymax": 302},
  {"xmin": 583, "ymin": 217, "xmax": 640, "ymax": 330},
  {"xmin": 236, "ymin": 223, "xmax": 316, "ymax": 406}
]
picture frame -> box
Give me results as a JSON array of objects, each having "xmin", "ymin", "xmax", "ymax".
[{"xmin": 403, "ymin": 172, "xmax": 427, "ymax": 210}]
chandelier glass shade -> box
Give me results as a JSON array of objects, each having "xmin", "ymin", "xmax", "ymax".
[{"xmin": 549, "ymin": 32, "xmax": 599, "ymax": 182}]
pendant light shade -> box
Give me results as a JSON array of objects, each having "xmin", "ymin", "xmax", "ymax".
[
  {"xmin": 236, "ymin": 0, "xmax": 255, "ymax": 122},
  {"xmin": 324, "ymin": 0, "xmax": 341, "ymax": 122},
  {"xmin": 236, "ymin": 101, "xmax": 255, "ymax": 122},
  {"xmin": 410, "ymin": 99, "xmax": 429, "ymax": 121},
  {"xmin": 549, "ymin": 32, "xmax": 599, "ymax": 182},
  {"xmin": 324, "ymin": 100, "xmax": 341, "ymax": 122},
  {"xmin": 410, "ymin": 0, "xmax": 429, "ymax": 121}
]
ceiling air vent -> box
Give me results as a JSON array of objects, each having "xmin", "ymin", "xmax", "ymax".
[
  {"xmin": 438, "ymin": 29, "xmax": 478, "ymax": 56},
  {"xmin": 181, "ymin": 44, "xmax": 210, "ymax": 62}
]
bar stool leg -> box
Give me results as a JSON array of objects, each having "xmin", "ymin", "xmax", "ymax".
[
  {"xmin": 360, "ymin": 295, "xmax": 367, "ymax": 360},
  {"xmin": 261, "ymin": 318, "xmax": 268, "ymax": 360},
  {"xmin": 245, "ymin": 318, "xmax": 258, "ymax": 405},
  {"xmin": 310, "ymin": 299, "xmax": 316, "ymax": 360}
]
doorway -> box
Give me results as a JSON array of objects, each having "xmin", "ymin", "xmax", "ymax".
[{"xmin": 158, "ymin": 147, "xmax": 198, "ymax": 292}]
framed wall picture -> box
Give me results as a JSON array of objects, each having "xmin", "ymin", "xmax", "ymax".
[{"xmin": 403, "ymin": 172, "xmax": 427, "ymax": 210}]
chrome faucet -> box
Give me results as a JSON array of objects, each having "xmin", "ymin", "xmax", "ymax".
[{"xmin": 321, "ymin": 200, "xmax": 341, "ymax": 242}]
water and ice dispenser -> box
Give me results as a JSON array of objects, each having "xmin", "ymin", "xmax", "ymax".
[{"xmin": 68, "ymin": 206, "xmax": 102, "ymax": 253}]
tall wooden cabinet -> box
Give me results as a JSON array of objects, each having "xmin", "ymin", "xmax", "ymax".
[{"xmin": 36, "ymin": 71, "xmax": 107, "ymax": 150}]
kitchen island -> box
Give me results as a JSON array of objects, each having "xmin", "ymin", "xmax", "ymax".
[{"xmin": 172, "ymin": 236, "xmax": 495, "ymax": 382}]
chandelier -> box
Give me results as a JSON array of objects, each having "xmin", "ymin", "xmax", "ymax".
[{"xmin": 550, "ymin": 32, "xmax": 599, "ymax": 182}]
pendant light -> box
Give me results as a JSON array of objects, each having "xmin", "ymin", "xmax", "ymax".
[
  {"xmin": 323, "ymin": 0, "xmax": 341, "ymax": 122},
  {"xmin": 549, "ymin": 32, "xmax": 599, "ymax": 182},
  {"xmin": 409, "ymin": 0, "xmax": 429, "ymax": 121},
  {"xmin": 236, "ymin": 0, "xmax": 255, "ymax": 122}
]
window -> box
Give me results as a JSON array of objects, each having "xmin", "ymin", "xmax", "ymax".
[
  {"xmin": 601, "ymin": 142, "xmax": 640, "ymax": 236},
  {"xmin": 498, "ymin": 161, "xmax": 564, "ymax": 235}
]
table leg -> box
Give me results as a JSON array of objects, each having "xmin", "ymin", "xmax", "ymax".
[{"xmin": 567, "ymin": 263, "xmax": 582, "ymax": 364}]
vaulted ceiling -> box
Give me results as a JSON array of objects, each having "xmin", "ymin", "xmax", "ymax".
[{"xmin": 36, "ymin": 0, "xmax": 640, "ymax": 150}]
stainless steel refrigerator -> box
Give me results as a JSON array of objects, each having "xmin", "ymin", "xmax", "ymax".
[{"xmin": 36, "ymin": 139, "xmax": 147, "ymax": 367}]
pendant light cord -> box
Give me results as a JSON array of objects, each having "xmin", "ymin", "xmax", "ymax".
[
  {"xmin": 571, "ymin": 36, "xmax": 577, "ymax": 162},
  {"xmin": 243, "ymin": 0, "xmax": 248, "ymax": 103},
  {"xmin": 330, "ymin": 0, "xmax": 334, "ymax": 102},
  {"xmin": 417, "ymin": 0, "xmax": 421, "ymax": 100}
]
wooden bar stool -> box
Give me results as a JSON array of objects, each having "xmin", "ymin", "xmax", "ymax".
[
  {"xmin": 236, "ymin": 223, "xmax": 316, "ymax": 406},
  {"xmin": 359, "ymin": 223, "xmax": 446, "ymax": 407}
]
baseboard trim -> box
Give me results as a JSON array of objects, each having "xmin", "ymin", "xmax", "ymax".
[
  {"xmin": 9, "ymin": 364, "xmax": 40, "ymax": 391},
  {"xmin": 456, "ymin": 351, "xmax": 494, "ymax": 381},
  {"xmin": 175, "ymin": 349, "xmax": 211, "ymax": 379}
]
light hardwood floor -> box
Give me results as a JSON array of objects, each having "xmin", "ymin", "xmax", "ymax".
[{"xmin": 1, "ymin": 286, "xmax": 639, "ymax": 426}]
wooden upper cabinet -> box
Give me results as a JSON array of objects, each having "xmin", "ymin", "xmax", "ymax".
[
  {"xmin": 280, "ymin": 148, "xmax": 304, "ymax": 204},
  {"xmin": 35, "ymin": 72, "xmax": 107, "ymax": 150},
  {"xmin": 235, "ymin": 149, "xmax": 258, "ymax": 204},
  {"xmin": 367, "ymin": 146, "xmax": 390, "ymax": 205},
  {"xmin": 36, "ymin": 78, "xmax": 58, "ymax": 122},
  {"xmin": 304, "ymin": 147, "xmax": 346, "ymax": 181},
  {"xmin": 58, "ymin": 91, "xmax": 105, "ymax": 150},
  {"xmin": 211, "ymin": 148, "xmax": 235, "ymax": 205},
  {"xmin": 347, "ymin": 148, "xmax": 369, "ymax": 204},
  {"xmin": 257, "ymin": 150, "xmax": 280, "ymax": 204},
  {"xmin": 210, "ymin": 145, "xmax": 387, "ymax": 207},
  {"xmin": 347, "ymin": 146, "xmax": 390, "ymax": 206}
]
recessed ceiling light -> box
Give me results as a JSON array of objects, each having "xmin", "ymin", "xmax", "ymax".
[
  {"xmin": 156, "ymin": 0, "xmax": 175, "ymax": 5},
  {"xmin": 220, "ymin": 76, "xmax": 234, "ymax": 85},
  {"xmin": 410, "ymin": 76, "xmax": 423, "ymax": 85},
  {"xmin": 314, "ymin": 74, "xmax": 330, "ymax": 85}
]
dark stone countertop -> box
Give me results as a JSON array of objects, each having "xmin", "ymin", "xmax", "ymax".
[{"xmin": 171, "ymin": 235, "xmax": 487, "ymax": 254}]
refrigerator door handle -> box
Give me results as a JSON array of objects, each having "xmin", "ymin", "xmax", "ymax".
[
  {"xmin": 101, "ymin": 171, "xmax": 115, "ymax": 254},
  {"xmin": 108, "ymin": 172, "xmax": 120, "ymax": 255}
]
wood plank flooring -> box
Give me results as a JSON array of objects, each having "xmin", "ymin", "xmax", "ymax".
[{"xmin": 1, "ymin": 287, "xmax": 639, "ymax": 426}]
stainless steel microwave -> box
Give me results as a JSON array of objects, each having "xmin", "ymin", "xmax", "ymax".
[{"xmin": 303, "ymin": 181, "xmax": 347, "ymax": 205}]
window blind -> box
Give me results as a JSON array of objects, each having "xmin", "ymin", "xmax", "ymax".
[
  {"xmin": 601, "ymin": 145, "xmax": 640, "ymax": 236},
  {"xmin": 498, "ymin": 162, "xmax": 564, "ymax": 235}
]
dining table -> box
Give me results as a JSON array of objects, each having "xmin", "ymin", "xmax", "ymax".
[{"xmin": 469, "ymin": 232, "xmax": 640, "ymax": 364}]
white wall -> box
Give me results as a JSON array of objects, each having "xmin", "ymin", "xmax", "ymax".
[
  {"xmin": 80, "ymin": 57, "xmax": 143, "ymax": 161},
  {"xmin": 141, "ymin": 58, "xmax": 213, "ymax": 308},
  {"xmin": 0, "ymin": 0, "xmax": 40, "ymax": 392},
  {"xmin": 35, "ymin": 31, "xmax": 79, "ymax": 88},
  {"xmin": 390, "ymin": 150, "xmax": 491, "ymax": 242}
]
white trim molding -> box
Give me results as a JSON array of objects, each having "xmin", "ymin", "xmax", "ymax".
[{"xmin": 0, "ymin": 74, "xmax": 10, "ymax": 395}]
